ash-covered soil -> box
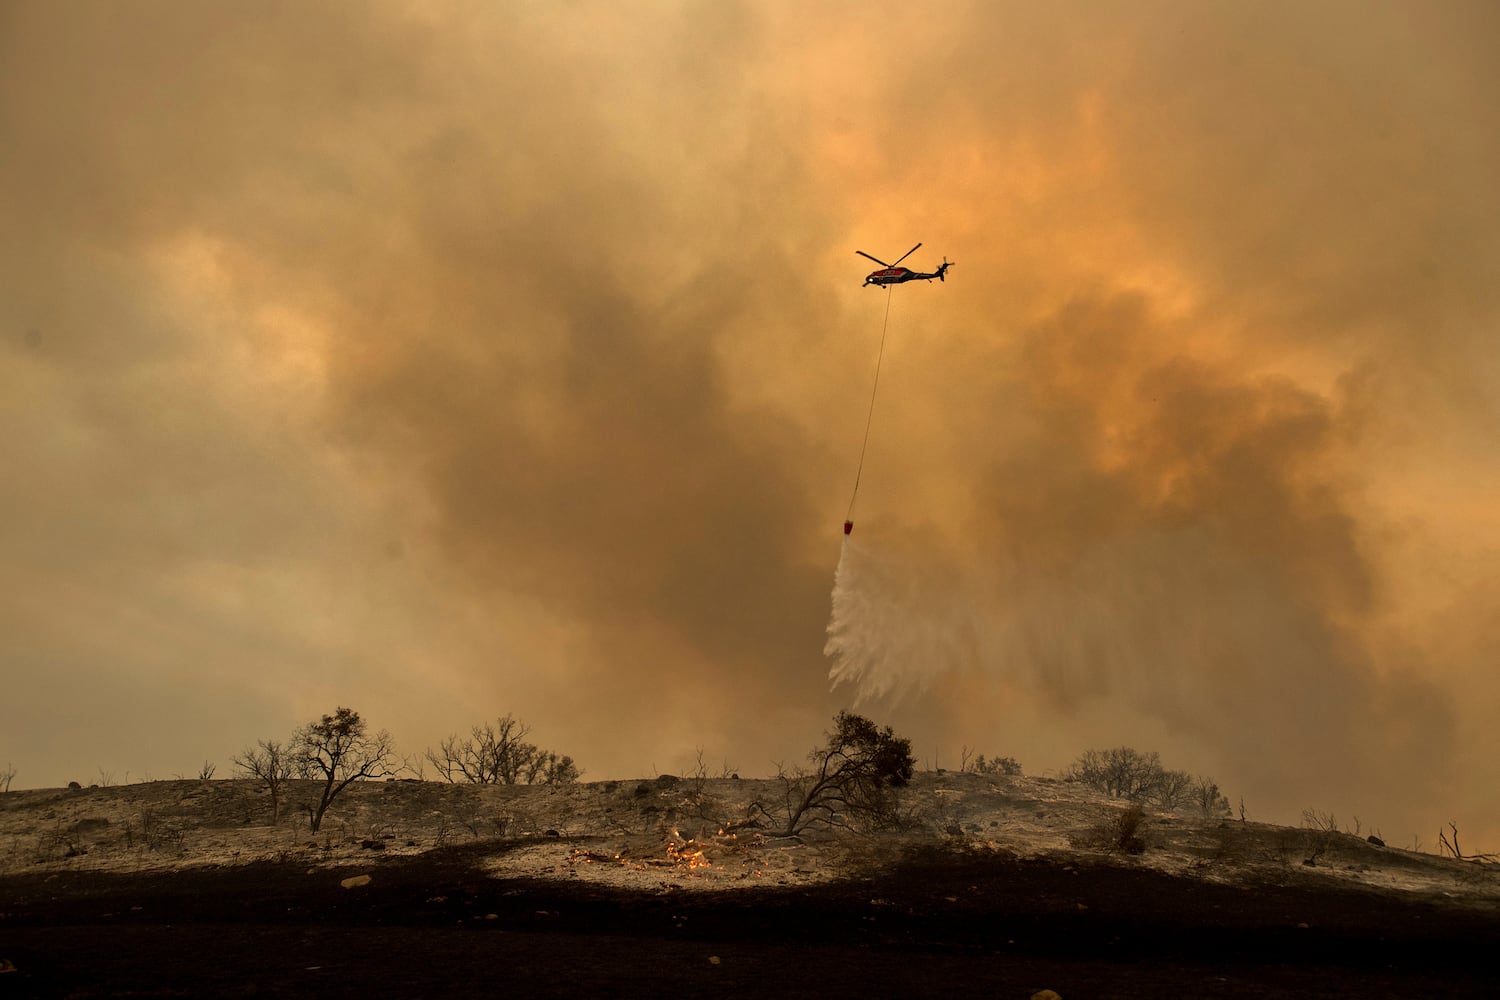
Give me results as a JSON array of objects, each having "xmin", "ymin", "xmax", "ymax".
[{"xmin": 2, "ymin": 772, "xmax": 1496, "ymax": 997}]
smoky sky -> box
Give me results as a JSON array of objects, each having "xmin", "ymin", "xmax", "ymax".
[{"xmin": 3, "ymin": 2, "xmax": 1497, "ymax": 842}]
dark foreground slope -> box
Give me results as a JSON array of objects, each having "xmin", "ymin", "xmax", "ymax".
[{"xmin": 2, "ymin": 840, "xmax": 1494, "ymax": 999}]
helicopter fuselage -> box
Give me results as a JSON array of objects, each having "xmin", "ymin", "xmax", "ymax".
[
  {"xmin": 863, "ymin": 267, "xmax": 914, "ymax": 286},
  {"xmin": 863, "ymin": 265, "xmax": 946, "ymax": 287}
]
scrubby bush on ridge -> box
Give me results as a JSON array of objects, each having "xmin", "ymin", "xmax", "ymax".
[
  {"xmin": 1066, "ymin": 746, "xmax": 1230, "ymax": 816},
  {"xmin": 425, "ymin": 714, "xmax": 580, "ymax": 786}
]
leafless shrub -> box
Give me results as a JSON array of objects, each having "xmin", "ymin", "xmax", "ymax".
[
  {"xmin": 34, "ymin": 823, "xmax": 81, "ymax": 862},
  {"xmin": 1302, "ymin": 808, "xmax": 1339, "ymax": 834},
  {"xmin": 1067, "ymin": 747, "xmax": 1162, "ymax": 800},
  {"xmin": 0, "ymin": 762, "xmax": 16, "ymax": 794},
  {"xmin": 232, "ymin": 739, "xmax": 293, "ymax": 824},
  {"xmin": 432, "ymin": 812, "xmax": 454, "ymax": 847},
  {"xmin": 528, "ymin": 750, "xmax": 581, "ymax": 785},
  {"xmin": 1068, "ymin": 747, "xmax": 1229, "ymax": 814},
  {"xmin": 496, "ymin": 807, "xmax": 538, "ymax": 837},
  {"xmin": 1071, "ymin": 802, "xmax": 1148, "ymax": 854},
  {"xmin": 960, "ymin": 748, "xmax": 1023, "ymax": 777},
  {"xmin": 426, "ymin": 715, "xmax": 581, "ymax": 786},
  {"xmin": 680, "ymin": 748, "xmax": 724, "ymax": 829},
  {"xmin": 198, "ymin": 760, "xmax": 216, "ymax": 781},
  {"xmin": 1299, "ymin": 808, "xmax": 1340, "ymax": 867},
  {"xmin": 1151, "ymin": 769, "xmax": 1195, "ymax": 810},
  {"xmin": 426, "ymin": 717, "xmax": 527, "ymax": 784},
  {"xmin": 120, "ymin": 807, "xmax": 185, "ymax": 854},
  {"xmin": 1438, "ymin": 821, "xmax": 1499, "ymax": 864},
  {"xmin": 134, "ymin": 807, "xmax": 186, "ymax": 854},
  {"xmin": 363, "ymin": 820, "xmax": 395, "ymax": 844},
  {"xmin": 96, "ymin": 767, "xmax": 116, "ymax": 788},
  {"xmin": 1438, "ymin": 821, "xmax": 1463, "ymax": 860},
  {"xmin": 451, "ymin": 793, "xmax": 487, "ymax": 839},
  {"xmin": 673, "ymin": 748, "xmax": 739, "ymax": 827},
  {"xmin": 1263, "ymin": 830, "xmax": 1304, "ymax": 867},
  {"xmin": 1193, "ymin": 776, "xmax": 1231, "ymax": 818}
]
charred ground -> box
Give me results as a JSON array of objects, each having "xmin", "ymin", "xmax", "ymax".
[{"xmin": 2, "ymin": 773, "xmax": 1495, "ymax": 998}]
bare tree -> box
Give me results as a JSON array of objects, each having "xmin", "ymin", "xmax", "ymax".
[
  {"xmin": 232, "ymin": 739, "xmax": 292, "ymax": 824},
  {"xmin": 1149, "ymin": 769, "xmax": 1195, "ymax": 810},
  {"xmin": 1067, "ymin": 747, "xmax": 1165, "ymax": 800},
  {"xmin": 426, "ymin": 715, "xmax": 580, "ymax": 785},
  {"xmin": 427, "ymin": 715, "xmax": 532, "ymax": 784},
  {"xmin": 1192, "ymin": 775, "xmax": 1231, "ymax": 818},
  {"xmin": 523, "ymin": 749, "xmax": 581, "ymax": 785},
  {"xmin": 1438, "ymin": 821, "xmax": 1499, "ymax": 864},
  {"xmin": 1067, "ymin": 748, "xmax": 1229, "ymax": 816},
  {"xmin": 752, "ymin": 711, "xmax": 915, "ymax": 838},
  {"xmin": 290, "ymin": 707, "xmax": 399, "ymax": 832},
  {"xmin": 1300, "ymin": 808, "xmax": 1339, "ymax": 866},
  {"xmin": 1438, "ymin": 821, "xmax": 1463, "ymax": 861},
  {"xmin": 1302, "ymin": 808, "xmax": 1339, "ymax": 834},
  {"xmin": 1, "ymin": 762, "xmax": 15, "ymax": 794}
]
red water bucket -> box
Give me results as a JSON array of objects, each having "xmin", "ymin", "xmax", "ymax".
[{"xmin": 843, "ymin": 520, "xmax": 854, "ymax": 535}]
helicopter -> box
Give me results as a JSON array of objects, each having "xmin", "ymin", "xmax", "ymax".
[{"xmin": 857, "ymin": 243, "xmax": 952, "ymax": 286}]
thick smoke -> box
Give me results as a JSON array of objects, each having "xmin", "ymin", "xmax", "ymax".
[
  {"xmin": 827, "ymin": 290, "xmax": 1459, "ymax": 827},
  {"xmin": 2, "ymin": 2, "xmax": 1495, "ymax": 842}
]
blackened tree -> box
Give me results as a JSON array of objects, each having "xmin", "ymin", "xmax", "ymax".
[
  {"xmin": 1067, "ymin": 746, "xmax": 1230, "ymax": 814},
  {"xmin": 290, "ymin": 707, "xmax": 399, "ymax": 832},
  {"xmin": 426, "ymin": 714, "xmax": 580, "ymax": 785},
  {"xmin": 754, "ymin": 711, "xmax": 915, "ymax": 837},
  {"xmin": 1067, "ymin": 747, "xmax": 1166, "ymax": 800},
  {"xmin": 231, "ymin": 739, "xmax": 292, "ymax": 824}
]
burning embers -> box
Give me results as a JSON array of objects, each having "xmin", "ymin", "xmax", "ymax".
[
  {"xmin": 663, "ymin": 828, "xmax": 712, "ymax": 871},
  {"xmin": 566, "ymin": 827, "xmax": 761, "ymax": 877}
]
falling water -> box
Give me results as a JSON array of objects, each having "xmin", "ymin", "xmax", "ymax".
[
  {"xmin": 824, "ymin": 531, "xmax": 993, "ymax": 703},
  {"xmin": 821, "ymin": 517, "xmax": 1462, "ymax": 850}
]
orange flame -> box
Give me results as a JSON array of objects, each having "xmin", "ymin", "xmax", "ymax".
[{"xmin": 665, "ymin": 829, "xmax": 712, "ymax": 870}]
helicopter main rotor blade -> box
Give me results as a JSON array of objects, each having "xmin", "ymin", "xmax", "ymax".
[
  {"xmin": 891, "ymin": 242, "xmax": 922, "ymax": 267},
  {"xmin": 856, "ymin": 250, "xmax": 891, "ymax": 267}
]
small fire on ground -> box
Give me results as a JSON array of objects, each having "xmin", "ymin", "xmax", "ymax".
[
  {"xmin": 570, "ymin": 827, "xmax": 762, "ymax": 875},
  {"xmin": 663, "ymin": 829, "xmax": 711, "ymax": 870}
]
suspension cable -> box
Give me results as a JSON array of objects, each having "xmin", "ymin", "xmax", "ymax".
[{"xmin": 846, "ymin": 287, "xmax": 893, "ymax": 523}]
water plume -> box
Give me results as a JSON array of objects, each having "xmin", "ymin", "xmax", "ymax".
[{"xmin": 825, "ymin": 531, "xmax": 984, "ymax": 702}]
